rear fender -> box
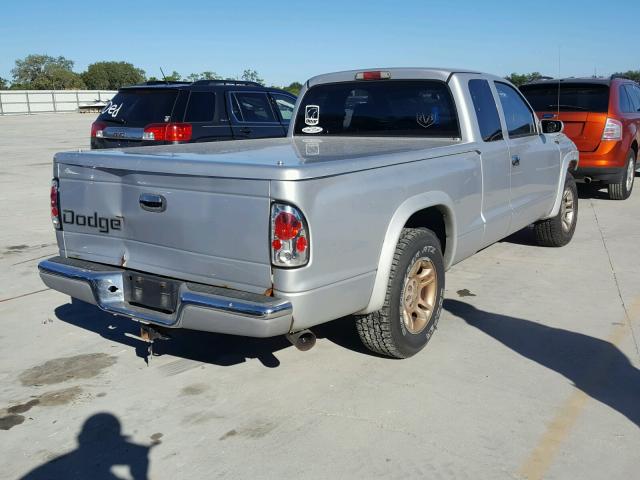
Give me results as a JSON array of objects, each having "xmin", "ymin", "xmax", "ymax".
[
  {"xmin": 357, "ymin": 191, "xmax": 456, "ymax": 315},
  {"xmin": 542, "ymin": 144, "xmax": 579, "ymax": 220}
]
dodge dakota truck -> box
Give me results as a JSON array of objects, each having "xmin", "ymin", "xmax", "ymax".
[{"xmin": 39, "ymin": 68, "xmax": 579, "ymax": 358}]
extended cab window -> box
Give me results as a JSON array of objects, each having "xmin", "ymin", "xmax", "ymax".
[
  {"xmin": 519, "ymin": 83, "xmax": 610, "ymax": 113},
  {"xmin": 495, "ymin": 82, "xmax": 536, "ymax": 138},
  {"xmin": 185, "ymin": 92, "xmax": 215, "ymax": 122},
  {"xmin": 468, "ymin": 79, "xmax": 503, "ymax": 142},
  {"xmin": 294, "ymin": 80, "xmax": 460, "ymax": 137},
  {"xmin": 231, "ymin": 92, "xmax": 277, "ymax": 123},
  {"xmin": 98, "ymin": 89, "xmax": 178, "ymax": 126}
]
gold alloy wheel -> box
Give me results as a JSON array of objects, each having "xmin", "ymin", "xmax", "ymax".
[
  {"xmin": 561, "ymin": 187, "xmax": 575, "ymax": 233},
  {"xmin": 401, "ymin": 258, "xmax": 438, "ymax": 334}
]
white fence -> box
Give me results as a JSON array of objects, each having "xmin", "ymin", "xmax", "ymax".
[{"xmin": 0, "ymin": 90, "xmax": 117, "ymax": 115}]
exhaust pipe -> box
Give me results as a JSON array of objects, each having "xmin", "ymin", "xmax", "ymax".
[
  {"xmin": 584, "ymin": 176, "xmax": 592, "ymax": 184},
  {"xmin": 286, "ymin": 329, "xmax": 316, "ymax": 351}
]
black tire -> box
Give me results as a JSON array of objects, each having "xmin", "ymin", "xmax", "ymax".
[
  {"xmin": 534, "ymin": 173, "xmax": 578, "ymax": 247},
  {"xmin": 355, "ymin": 228, "xmax": 445, "ymax": 358},
  {"xmin": 608, "ymin": 150, "xmax": 636, "ymax": 200}
]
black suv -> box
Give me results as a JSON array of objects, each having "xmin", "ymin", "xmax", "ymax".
[{"xmin": 90, "ymin": 80, "xmax": 297, "ymax": 149}]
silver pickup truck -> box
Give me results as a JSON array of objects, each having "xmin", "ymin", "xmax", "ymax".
[{"xmin": 39, "ymin": 68, "xmax": 579, "ymax": 358}]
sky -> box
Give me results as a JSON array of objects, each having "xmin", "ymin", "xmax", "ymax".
[{"xmin": 1, "ymin": 0, "xmax": 638, "ymax": 86}]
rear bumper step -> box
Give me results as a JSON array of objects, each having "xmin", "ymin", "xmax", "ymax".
[{"xmin": 38, "ymin": 256, "xmax": 292, "ymax": 338}]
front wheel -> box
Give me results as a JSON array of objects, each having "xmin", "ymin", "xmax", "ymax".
[
  {"xmin": 355, "ymin": 228, "xmax": 445, "ymax": 358},
  {"xmin": 534, "ymin": 173, "xmax": 578, "ymax": 247},
  {"xmin": 608, "ymin": 150, "xmax": 636, "ymax": 200}
]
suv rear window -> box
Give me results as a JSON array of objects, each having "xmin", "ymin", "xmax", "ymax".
[
  {"xmin": 98, "ymin": 89, "xmax": 179, "ymax": 124},
  {"xmin": 519, "ymin": 83, "xmax": 610, "ymax": 113},
  {"xmin": 294, "ymin": 80, "xmax": 460, "ymax": 137}
]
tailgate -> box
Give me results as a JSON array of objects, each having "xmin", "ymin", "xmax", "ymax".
[
  {"xmin": 56, "ymin": 163, "xmax": 273, "ymax": 294},
  {"xmin": 537, "ymin": 111, "xmax": 607, "ymax": 152}
]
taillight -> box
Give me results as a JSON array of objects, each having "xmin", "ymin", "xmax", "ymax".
[
  {"xmin": 143, "ymin": 123, "xmax": 192, "ymax": 142},
  {"xmin": 355, "ymin": 70, "xmax": 392, "ymax": 81},
  {"xmin": 50, "ymin": 179, "xmax": 61, "ymax": 229},
  {"xmin": 602, "ymin": 118, "xmax": 622, "ymax": 140},
  {"xmin": 91, "ymin": 121, "xmax": 107, "ymax": 138},
  {"xmin": 271, "ymin": 203, "xmax": 309, "ymax": 267}
]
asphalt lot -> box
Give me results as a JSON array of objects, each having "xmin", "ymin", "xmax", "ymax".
[{"xmin": 1, "ymin": 113, "xmax": 639, "ymax": 480}]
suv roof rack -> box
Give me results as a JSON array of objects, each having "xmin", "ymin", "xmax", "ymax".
[
  {"xmin": 191, "ymin": 79, "xmax": 263, "ymax": 87},
  {"xmin": 610, "ymin": 74, "xmax": 632, "ymax": 81}
]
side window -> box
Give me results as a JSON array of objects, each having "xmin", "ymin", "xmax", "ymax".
[
  {"xmin": 271, "ymin": 93, "xmax": 296, "ymax": 121},
  {"xmin": 495, "ymin": 82, "xmax": 537, "ymax": 138},
  {"xmin": 468, "ymin": 79, "xmax": 503, "ymax": 141},
  {"xmin": 231, "ymin": 92, "xmax": 277, "ymax": 123},
  {"xmin": 619, "ymin": 86, "xmax": 632, "ymax": 113},
  {"xmin": 185, "ymin": 92, "xmax": 215, "ymax": 122},
  {"xmin": 629, "ymin": 85, "xmax": 640, "ymax": 112}
]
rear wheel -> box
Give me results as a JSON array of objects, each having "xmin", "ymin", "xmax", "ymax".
[
  {"xmin": 355, "ymin": 228, "xmax": 444, "ymax": 358},
  {"xmin": 608, "ymin": 150, "xmax": 635, "ymax": 200},
  {"xmin": 534, "ymin": 173, "xmax": 578, "ymax": 247}
]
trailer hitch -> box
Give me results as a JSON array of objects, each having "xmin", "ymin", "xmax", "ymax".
[{"xmin": 125, "ymin": 324, "xmax": 170, "ymax": 364}]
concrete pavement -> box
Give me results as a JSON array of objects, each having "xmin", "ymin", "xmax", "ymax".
[{"xmin": 1, "ymin": 113, "xmax": 638, "ymax": 479}]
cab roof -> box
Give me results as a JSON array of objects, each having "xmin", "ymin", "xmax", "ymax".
[{"xmin": 306, "ymin": 67, "xmax": 491, "ymax": 87}]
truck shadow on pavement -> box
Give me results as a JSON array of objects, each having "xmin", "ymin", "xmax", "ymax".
[
  {"xmin": 19, "ymin": 412, "xmax": 153, "ymax": 480},
  {"xmin": 54, "ymin": 301, "xmax": 372, "ymax": 368},
  {"xmin": 445, "ymin": 299, "xmax": 640, "ymax": 429}
]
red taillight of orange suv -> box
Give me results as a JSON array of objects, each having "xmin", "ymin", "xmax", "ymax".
[{"xmin": 521, "ymin": 77, "xmax": 640, "ymax": 200}]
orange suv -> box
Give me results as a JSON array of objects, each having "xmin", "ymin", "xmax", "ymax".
[{"xmin": 520, "ymin": 76, "xmax": 640, "ymax": 199}]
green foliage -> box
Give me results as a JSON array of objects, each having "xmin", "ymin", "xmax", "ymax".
[
  {"xmin": 0, "ymin": 77, "xmax": 8, "ymax": 89},
  {"xmin": 185, "ymin": 71, "xmax": 222, "ymax": 82},
  {"xmin": 82, "ymin": 61, "xmax": 145, "ymax": 89},
  {"xmin": 282, "ymin": 81, "xmax": 302, "ymax": 95},
  {"xmin": 613, "ymin": 70, "xmax": 640, "ymax": 82},
  {"xmin": 163, "ymin": 70, "xmax": 182, "ymax": 81},
  {"xmin": 505, "ymin": 72, "xmax": 545, "ymax": 87},
  {"xmin": 241, "ymin": 69, "xmax": 264, "ymax": 85},
  {"xmin": 11, "ymin": 54, "xmax": 85, "ymax": 89}
]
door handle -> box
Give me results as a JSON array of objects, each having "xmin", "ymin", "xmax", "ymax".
[
  {"xmin": 139, "ymin": 193, "xmax": 166, "ymax": 212},
  {"xmin": 511, "ymin": 155, "xmax": 521, "ymax": 167},
  {"xmin": 240, "ymin": 127, "xmax": 252, "ymax": 135}
]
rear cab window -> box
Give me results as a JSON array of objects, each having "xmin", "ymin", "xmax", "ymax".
[
  {"xmin": 294, "ymin": 80, "xmax": 460, "ymax": 137},
  {"xmin": 519, "ymin": 83, "xmax": 610, "ymax": 113},
  {"xmin": 98, "ymin": 89, "xmax": 179, "ymax": 126}
]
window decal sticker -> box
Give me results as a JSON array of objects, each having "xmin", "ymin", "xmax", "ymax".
[
  {"xmin": 302, "ymin": 126, "xmax": 323, "ymax": 134},
  {"xmin": 305, "ymin": 105, "xmax": 320, "ymax": 126},
  {"xmin": 101, "ymin": 101, "xmax": 123, "ymax": 118}
]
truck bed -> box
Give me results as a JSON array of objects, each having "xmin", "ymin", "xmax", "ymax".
[{"xmin": 55, "ymin": 136, "xmax": 469, "ymax": 181}]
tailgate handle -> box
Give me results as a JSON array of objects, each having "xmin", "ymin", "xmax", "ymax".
[{"xmin": 139, "ymin": 193, "xmax": 166, "ymax": 212}]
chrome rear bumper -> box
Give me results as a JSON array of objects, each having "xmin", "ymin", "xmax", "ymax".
[{"xmin": 38, "ymin": 256, "xmax": 292, "ymax": 337}]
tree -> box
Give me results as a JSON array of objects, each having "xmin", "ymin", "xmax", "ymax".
[
  {"xmin": 241, "ymin": 69, "xmax": 264, "ymax": 85},
  {"xmin": 613, "ymin": 70, "xmax": 640, "ymax": 82},
  {"xmin": 185, "ymin": 71, "xmax": 222, "ymax": 82},
  {"xmin": 505, "ymin": 72, "xmax": 545, "ymax": 87},
  {"xmin": 0, "ymin": 77, "xmax": 8, "ymax": 89},
  {"xmin": 82, "ymin": 61, "xmax": 145, "ymax": 89},
  {"xmin": 163, "ymin": 70, "xmax": 182, "ymax": 81},
  {"xmin": 11, "ymin": 54, "xmax": 85, "ymax": 89},
  {"xmin": 282, "ymin": 81, "xmax": 302, "ymax": 95}
]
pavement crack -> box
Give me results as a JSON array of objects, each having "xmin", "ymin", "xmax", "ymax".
[
  {"xmin": 0, "ymin": 288, "xmax": 50, "ymax": 303},
  {"xmin": 589, "ymin": 199, "xmax": 640, "ymax": 359}
]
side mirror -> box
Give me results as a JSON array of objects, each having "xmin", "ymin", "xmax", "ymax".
[{"xmin": 541, "ymin": 119, "xmax": 564, "ymax": 134}]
